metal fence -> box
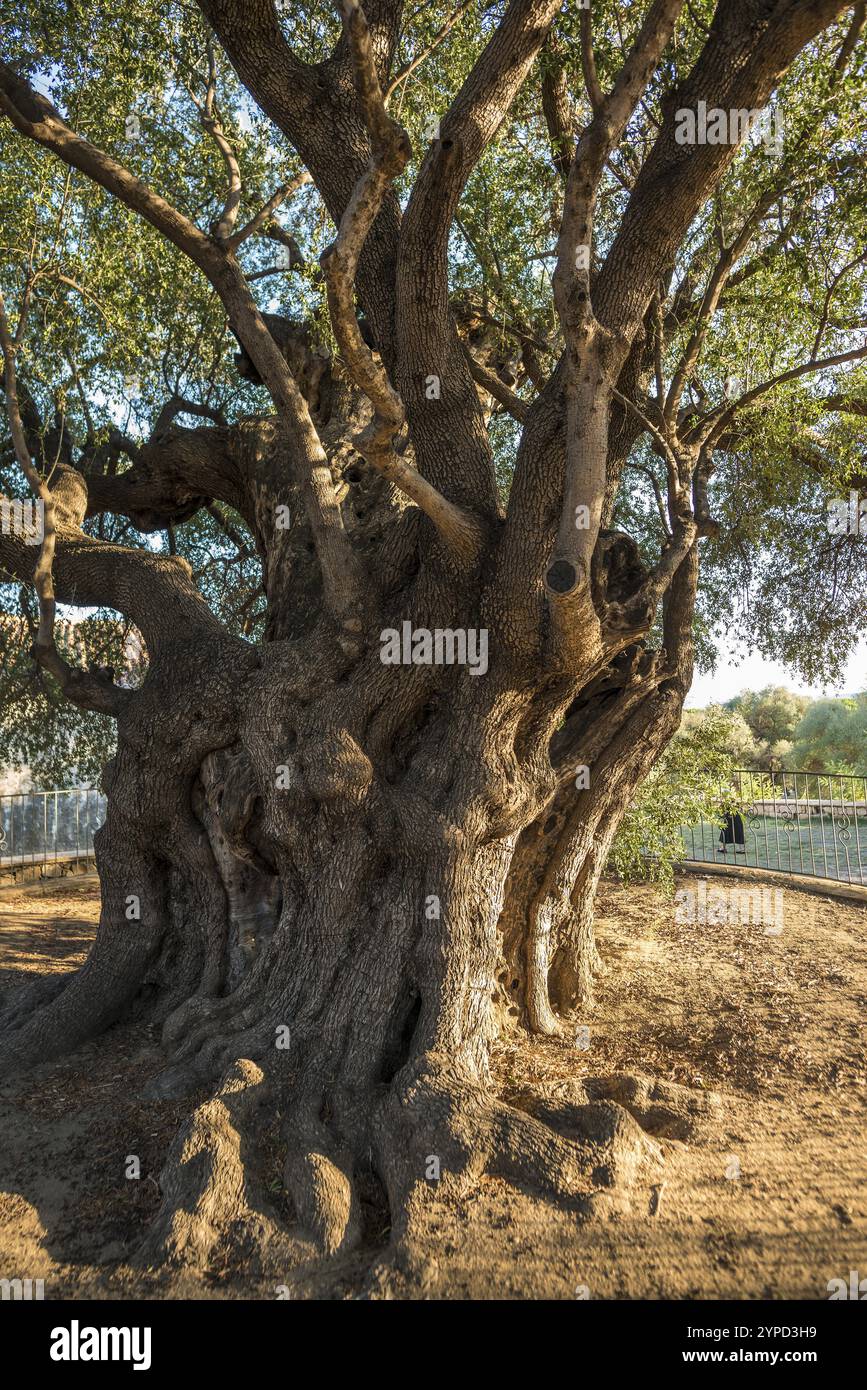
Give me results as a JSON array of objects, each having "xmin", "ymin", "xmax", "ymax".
[
  {"xmin": 2, "ymin": 774, "xmax": 866, "ymax": 887},
  {"xmin": 0, "ymin": 788, "xmax": 106, "ymax": 879},
  {"xmin": 680, "ymin": 769, "xmax": 867, "ymax": 886}
]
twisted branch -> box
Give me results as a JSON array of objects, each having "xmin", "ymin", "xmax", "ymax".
[{"xmin": 321, "ymin": 0, "xmax": 485, "ymax": 565}]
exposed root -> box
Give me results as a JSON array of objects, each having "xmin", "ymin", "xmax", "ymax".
[
  {"xmin": 373, "ymin": 1053, "xmax": 665, "ymax": 1239},
  {"xmin": 497, "ymin": 1090, "xmax": 664, "ymax": 1213},
  {"xmin": 128, "ymin": 1045, "xmax": 713, "ymax": 1285},
  {"xmin": 515, "ymin": 1070, "xmax": 722, "ymax": 1142},
  {"xmin": 508, "ymin": 1069, "xmax": 721, "ymax": 1153},
  {"xmin": 137, "ymin": 1058, "xmax": 288, "ymax": 1271},
  {"xmin": 141, "ymin": 991, "xmax": 277, "ymax": 1099},
  {"xmin": 0, "ymin": 956, "xmax": 148, "ymax": 1072},
  {"xmin": 0, "ymin": 970, "xmax": 72, "ymax": 1038},
  {"xmin": 283, "ymin": 1117, "xmax": 362, "ymax": 1256},
  {"xmin": 586, "ymin": 1072, "xmax": 721, "ymax": 1140}
]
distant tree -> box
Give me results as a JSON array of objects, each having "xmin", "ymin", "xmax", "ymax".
[
  {"xmin": 684, "ymin": 704, "xmax": 760, "ymax": 765},
  {"xmin": 766, "ymin": 737, "xmax": 794, "ymax": 772},
  {"xmin": 791, "ymin": 693, "xmax": 867, "ymax": 771},
  {"xmin": 728, "ymin": 685, "xmax": 812, "ymax": 746}
]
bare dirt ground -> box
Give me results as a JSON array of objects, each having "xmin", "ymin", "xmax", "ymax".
[{"xmin": 0, "ymin": 871, "xmax": 864, "ymax": 1300}]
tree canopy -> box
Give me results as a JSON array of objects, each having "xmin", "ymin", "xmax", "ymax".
[{"xmin": 2, "ymin": 0, "xmax": 866, "ymax": 744}]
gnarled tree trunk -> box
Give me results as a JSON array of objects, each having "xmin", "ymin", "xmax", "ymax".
[{"xmin": 0, "ymin": 421, "xmax": 695, "ymax": 1268}]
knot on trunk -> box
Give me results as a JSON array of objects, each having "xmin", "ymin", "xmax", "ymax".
[{"xmin": 301, "ymin": 727, "xmax": 374, "ymax": 806}]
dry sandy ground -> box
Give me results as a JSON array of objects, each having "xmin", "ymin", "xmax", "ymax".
[{"xmin": 0, "ymin": 871, "xmax": 864, "ymax": 1300}]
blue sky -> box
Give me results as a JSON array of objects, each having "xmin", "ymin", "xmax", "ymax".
[{"xmin": 686, "ymin": 634, "xmax": 867, "ymax": 707}]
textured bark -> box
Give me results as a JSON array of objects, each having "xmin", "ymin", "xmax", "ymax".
[{"xmin": 0, "ymin": 448, "xmax": 696, "ymax": 1268}]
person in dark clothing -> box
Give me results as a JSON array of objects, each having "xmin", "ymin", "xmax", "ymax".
[{"xmin": 718, "ymin": 810, "xmax": 746, "ymax": 854}]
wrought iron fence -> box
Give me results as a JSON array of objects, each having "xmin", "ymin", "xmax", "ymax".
[
  {"xmin": 680, "ymin": 769, "xmax": 867, "ymax": 886},
  {"xmin": 0, "ymin": 788, "xmax": 106, "ymax": 878},
  {"xmin": 2, "ymin": 774, "xmax": 865, "ymax": 887}
]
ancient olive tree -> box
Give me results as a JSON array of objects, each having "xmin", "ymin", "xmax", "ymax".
[{"xmin": 1, "ymin": 0, "xmax": 865, "ymax": 1270}]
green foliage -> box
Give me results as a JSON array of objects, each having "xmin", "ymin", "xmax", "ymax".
[
  {"xmin": 608, "ymin": 707, "xmax": 739, "ymax": 891},
  {"xmin": 790, "ymin": 692, "xmax": 867, "ymax": 772},
  {"xmin": 0, "ymin": 609, "xmax": 134, "ymax": 786},
  {"xmin": 690, "ymin": 687, "xmax": 867, "ymax": 774},
  {"xmin": 727, "ymin": 686, "xmax": 812, "ymax": 745},
  {"xmin": 689, "ymin": 705, "xmax": 761, "ymax": 765}
]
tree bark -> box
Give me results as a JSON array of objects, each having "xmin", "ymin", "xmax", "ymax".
[{"xmin": 0, "ymin": 464, "xmax": 692, "ymax": 1268}]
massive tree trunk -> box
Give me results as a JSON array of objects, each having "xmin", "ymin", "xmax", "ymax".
[{"xmin": 0, "ymin": 426, "xmax": 695, "ymax": 1269}]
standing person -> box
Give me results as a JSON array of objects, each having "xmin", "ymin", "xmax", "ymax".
[{"xmin": 719, "ymin": 809, "xmax": 746, "ymax": 855}]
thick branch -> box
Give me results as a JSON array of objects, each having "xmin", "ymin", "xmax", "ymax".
[
  {"xmin": 664, "ymin": 188, "xmax": 777, "ymax": 425},
  {"xmin": 197, "ymin": 0, "xmax": 402, "ymax": 358},
  {"xmin": 593, "ymin": 0, "xmax": 853, "ymax": 340},
  {"xmin": 696, "ymin": 342, "xmax": 867, "ymax": 449},
  {"xmin": 152, "ymin": 395, "xmax": 228, "ymax": 438},
  {"xmin": 227, "ymin": 171, "xmax": 312, "ymax": 251},
  {"xmin": 385, "ymin": 0, "xmax": 475, "ymax": 100},
  {"xmin": 463, "ymin": 348, "xmax": 529, "ymax": 422},
  {"xmin": 552, "ymin": 0, "xmax": 685, "ymax": 343},
  {"xmin": 0, "ymin": 60, "xmax": 216, "ymax": 273},
  {"xmin": 395, "ymin": 0, "xmax": 561, "ymax": 513},
  {"xmin": 0, "ymin": 289, "xmax": 59, "ymax": 663},
  {"xmin": 192, "ymin": 38, "xmax": 243, "ymax": 243},
  {"xmin": 497, "ymin": 0, "xmax": 853, "ymax": 656},
  {"xmin": 0, "ymin": 59, "xmax": 365, "ymax": 641},
  {"xmin": 322, "ymin": 0, "xmax": 484, "ymax": 565},
  {"xmin": 541, "ymin": 50, "xmax": 573, "ymax": 181},
  {"xmin": 544, "ymin": 1, "xmax": 685, "ymax": 631},
  {"xmin": 0, "ymin": 288, "xmax": 127, "ymax": 714},
  {"xmin": 579, "ymin": 4, "xmax": 604, "ymax": 114}
]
